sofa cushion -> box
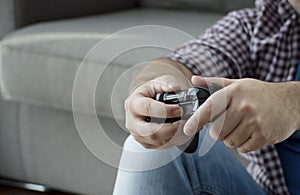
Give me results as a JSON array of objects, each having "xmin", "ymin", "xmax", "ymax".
[
  {"xmin": 13, "ymin": 0, "xmax": 138, "ymax": 28},
  {"xmin": 0, "ymin": 0, "xmax": 16, "ymax": 39},
  {"xmin": 0, "ymin": 8, "xmax": 223, "ymax": 119},
  {"xmin": 139, "ymin": 0, "xmax": 224, "ymax": 12},
  {"xmin": 139, "ymin": 0, "xmax": 254, "ymax": 13},
  {"xmin": 18, "ymin": 102, "xmax": 128, "ymax": 194},
  {"xmin": 0, "ymin": 0, "xmax": 138, "ymax": 40}
]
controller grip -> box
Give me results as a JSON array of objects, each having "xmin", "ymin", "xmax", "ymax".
[{"xmin": 146, "ymin": 83, "xmax": 222, "ymax": 153}]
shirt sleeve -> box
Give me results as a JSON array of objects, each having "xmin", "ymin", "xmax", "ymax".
[{"xmin": 168, "ymin": 10, "xmax": 255, "ymax": 79}]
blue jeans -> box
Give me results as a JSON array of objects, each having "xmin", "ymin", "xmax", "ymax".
[{"xmin": 113, "ymin": 129, "xmax": 266, "ymax": 195}]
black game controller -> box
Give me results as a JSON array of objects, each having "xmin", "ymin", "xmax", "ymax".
[{"xmin": 145, "ymin": 83, "xmax": 222, "ymax": 153}]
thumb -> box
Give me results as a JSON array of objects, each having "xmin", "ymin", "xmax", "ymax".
[{"xmin": 191, "ymin": 76, "xmax": 236, "ymax": 88}]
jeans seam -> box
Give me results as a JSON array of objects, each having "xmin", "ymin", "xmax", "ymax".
[{"xmin": 198, "ymin": 184, "xmax": 221, "ymax": 195}]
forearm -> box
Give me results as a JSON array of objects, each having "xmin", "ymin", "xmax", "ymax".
[{"xmin": 129, "ymin": 58, "xmax": 193, "ymax": 94}]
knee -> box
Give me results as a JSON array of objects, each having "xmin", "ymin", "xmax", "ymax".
[{"xmin": 122, "ymin": 135, "xmax": 153, "ymax": 152}]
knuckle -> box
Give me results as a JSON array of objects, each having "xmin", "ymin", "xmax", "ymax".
[
  {"xmin": 133, "ymin": 136, "xmax": 153, "ymax": 149},
  {"xmin": 246, "ymin": 118, "xmax": 257, "ymax": 127},
  {"xmin": 238, "ymin": 143, "xmax": 254, "ymax": 153},
  {"xmin": 124, "ymin": 98, "xmax": 130, "ymax": 110},
  {"xmin": 159, "ymin": 74, "xmax": 174, "ymax": 81},
  {"xmin": 238, "ymin": 145, "xmax": 251, "ymax": 153},
  {"xmin": 231, "ymin": 82, "xmax": 244, "ymax": 93},
  {"xmin": 141, "ymin": 142, "xmax": 157, "ymax": 149},
  {"xmin": 145, "ymin": 100, "xmax": 152, "ymax": 115},
  {"xmin": 125, "ymin": 98, "xmax": 134, "ymax": 111},
  {"xmin": 246, "ymin": 117, "xmax": 262, "ymax": 131},
  {"xmin": 132, "ymin": 135, "xmax": 142, "ymax": 143},
  {"xmin": 254, "ymin": 117, "xmax": 263, "ymax": 128},
  {"xmin": 255, "ymin": 130, "xmax": 267, "ymax": 142},
  {"xmin": 239, "ymin": 102, "xmax": 253, "ymax": 115},
  {"xmin": 148, "ymin": 79, "xmax": 156, "ymax": 86},
  {"xmin": 224, "ymin": 139, "xmax": 236, "ymax": 148},
  {"xmin": 148, "ymin": 79, "xmax": 160, "ymax": 89},
  {"xmin": 149, "ymin": 132, "xmax": 159, "ymax": 141},
  {"xmin": 142, "ymin": 144, "xmax": 154, "ymax": 149}
]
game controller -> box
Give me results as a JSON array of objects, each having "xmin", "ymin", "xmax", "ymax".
[{"xmin": 145, "ymin": 83, "xmax": 222, "ymax": 153}]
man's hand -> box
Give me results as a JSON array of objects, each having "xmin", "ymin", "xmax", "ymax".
[
  {"xmin": 184, "ymin": 76, "xmax": 300, "ymax": 153},
  {"xmin": 125, "ymin": 75, "xmax": 192, "ymax": 149}
]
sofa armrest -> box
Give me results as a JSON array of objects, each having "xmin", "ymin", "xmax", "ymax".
[{"xmin": 0, "ymin": 0, "xmax": 138, "ymax": 39}]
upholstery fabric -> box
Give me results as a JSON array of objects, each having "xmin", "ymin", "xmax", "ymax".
[
  {"xmin": 0, "ymin": 0, "xmax": 16, "ymax": 39},
  {"xmin": 18, "ymin": 102, "xmax": 128, "ymax": 194},
  {"xmin": 0, "ymin": 8, "xmax": 223, "ymax": 120},
  {"xmin": 0, "ymin": 0, "xmax": 137, "ymax": 39},
  {"xmin": 0, "ymin": 95, "xmax": 25, "ymax": 180},
  {"xmin": 13, "ymin": 0, "xmax": 138, "ymax": 28},
  {"xmin": 139, "ymin": 0, "xmax": 254, "ymax": 13},
  {"xmin": 139, "ymin": 0, "xmax": 224, "ymax": 12}
]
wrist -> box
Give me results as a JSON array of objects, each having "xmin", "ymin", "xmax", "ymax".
[{"xmin": 279, "ymin": 81, "xmax": 300, "ymax": 130}]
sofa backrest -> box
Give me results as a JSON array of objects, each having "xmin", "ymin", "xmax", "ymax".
[
  {"xmin": 139, "ymin": 0, "xmax": 254, "ymax": 13},
  {"xmin": 0, "ymin": 0, "xmax": 138, "ymax": 39}
]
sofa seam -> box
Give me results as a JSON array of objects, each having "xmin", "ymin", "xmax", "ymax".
[
  {"xmin": 3, "ymin": 91, "xmax": 118, "ymax": 121},
  {"xmin": 1, "ymin": 44, "xmax": 129, "ymax": 120},
  {"xmin": 2, "ymin": 45, "xmax": 132, "ymax": 69}
]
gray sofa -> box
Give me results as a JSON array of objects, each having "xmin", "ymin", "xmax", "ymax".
[{"xmin": 0, "ymin": 0, "xmax": 253, "ymax": 194}]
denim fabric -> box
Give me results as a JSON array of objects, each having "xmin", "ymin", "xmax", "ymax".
[{"xmin": 113, "ymin": 129, "xmax": 266, "ymax": 195}]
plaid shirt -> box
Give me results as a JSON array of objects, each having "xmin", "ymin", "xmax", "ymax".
[{"xmin": 168, "ymin": 0, "xmax": 300, "ymax": 194}]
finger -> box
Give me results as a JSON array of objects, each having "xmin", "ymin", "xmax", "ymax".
[
  {"xmin": 128, "ymin": 116, "xmax": 180, "ymax": 138},
  {"xmin": 237, "ymin": 134, "xmax": 265, "ymax": 153},
  {"xmin": 154, "ymin": 75, "xmax": 182, "ymax": 91},
  {"xmin": 133, "ymin": 135, "xmax": 170, "ymax": 148},
  {"xmin": 135, "ymin": 75, "xmax": 181, "ymax": 98},
  {"xmin": 132, "ymin": 137, "xmax": 159, "ymax": 149},
  {"xmin": 183, "ymin": 87, "xmax": 232, "ymax": 136},
  {"xmin": 191, "ymin": 76, "xmax": 236, "ymax": 88},
  {"xmin": 130, "ymin": 97, "xmax": 182, "ymax": 119},
  {"xmin": 145, "ymin": 121, "xmax": 180, "ymax": 142},
  {"xmin": 191, "ymin": 75, "xmax": 208, "ymax": 87},
  {"xmin": 131, "ymin": 120, "xmax": 181, "ymax": 148},
  {"xmin": 222, "ymin": 120, "xmax": 253, "ymax": 148},
  {"xmin": 209, "ymin": 104, "xmax": 242, "ymax": 141},
  {"xmin": 136, "ymin": 126, "xmax": 189, "ymax": 150},
  {"xmin": 166, "ymin": 120, "xmax": 191, "ymax": 146},
  {"xmin": 160, "ymin": 134, "xmax": 191, "ymax": 150}
]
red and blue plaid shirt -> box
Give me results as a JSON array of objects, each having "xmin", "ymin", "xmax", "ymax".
[{"xmin": 168, "ymin": 0, "xmax": 300, "ymax": 194}]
